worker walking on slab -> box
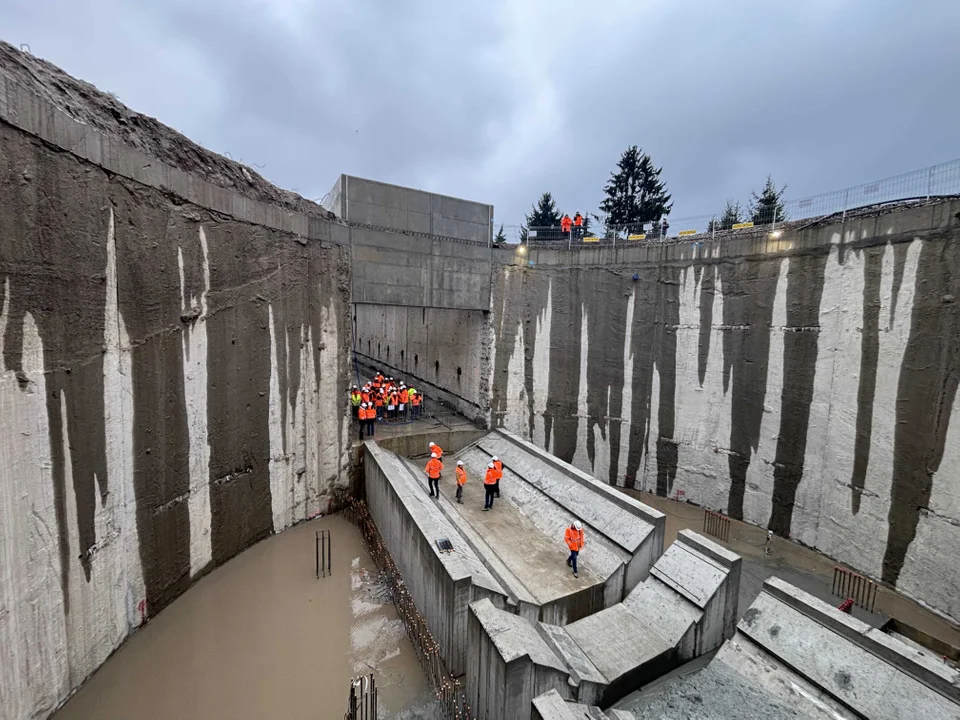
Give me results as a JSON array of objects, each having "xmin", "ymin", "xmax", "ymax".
[
  {"xmin": 426, "ymin": 452, "xmax": 443, "ymax": 498},
  {"xmin": 429, "ymin": 441, "xmax": 443, "ymax": 459},
  {"xmin": 492, "ymin": 456, "xmax": 503, "ymax": 498},
  {"xmin": 565, "ymin": 521, "xmax": 585, "ymax": 578},
  {"xmin": 483, "ymin": 462, "xmax": 497, "ymax": 511},
  {"xmin": 455, "ymin": 460, "xmax": 467, "ymax": 504}
]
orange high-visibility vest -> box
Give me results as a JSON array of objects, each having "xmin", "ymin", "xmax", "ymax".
[
  {"xmin": 484, "ymin": 468, "xmax": 497, "ymax": 485},
  {"xmin": 374, "ymin": 394, "xmax": 384, "ymax": 407},
  {"xmin": 574, "ymin": 214, "xmax": 583, "ymax": 226},
  {"xmin": 455, "ymin": 467, "xmax": 467, "ymax": 486},
  {"xmin": 493, "ymin": 460, "xmax": 503, "ymax": 479},
  {"xmin": 432, "ymin": 444, "xmax": 443, "ymax": 458},
  {"xmin": 400, "ymin": 389, "xmax": 409, "ymax": 404},
  {"xmin": 412, "ymin": 393, "xmax": 422, "ymax": 406},
  {"xmin": 565, "ymin": 527, "xmax": 585, "ymax": 552},
  {"xmin": 426, "ymin": 458, "xmax": 443, "ymax": 479},
  {"xmin": 361, "ymin": 390, "xmax": 371, "ymax": 404}
]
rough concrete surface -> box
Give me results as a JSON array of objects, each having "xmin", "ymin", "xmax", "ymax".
[
  {"xmin": 0, "ymin": 44, "xmax": 352, "ymax": 720},
  {"xmin": 490, "ymin": 200, "xmax": 960, "ymax": 624}
]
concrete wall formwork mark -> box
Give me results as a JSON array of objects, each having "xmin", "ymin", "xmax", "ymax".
[
  {"xmin": 0, "ymin": 106, "xmax": 352, "ymax": 720},
  {"xmin": 489, "ymin": 200, "xmax": 960, "ymax": 625}
]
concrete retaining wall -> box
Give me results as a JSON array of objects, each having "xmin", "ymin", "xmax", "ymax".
[
  {"xmin": 490, "ymin": 200, "xmax": 960, "ymax": 624},
  {"xmin": 0, "ymin": 52, "xmax": 352, "ymax": 720}
]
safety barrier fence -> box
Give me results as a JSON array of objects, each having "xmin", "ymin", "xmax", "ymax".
[
  {"xmin": 831, "ymin": 566, "xmax": 878, "ymax": 614},
  {"xmin": 316, "ymin": 529, "xmax": 331, "ymax": 579},
  {"xmin": 344, "ymin": 674, "xmax": 378, "ymax": 720},
  {"xmin": 506, "ymin": 157, "xmax": 960, "ymax": 247},
  {"xmin": 340, "ymin": 495, "xmax": 473, "ymax": 719},
  {"xmin": 702, "ymin": 510, "xmax": 731, "ymax": 544}
]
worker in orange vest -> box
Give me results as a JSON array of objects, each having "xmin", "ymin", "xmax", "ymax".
[
  {"xmin": 428, "ymin": 441, "xmax": 443, "ymax": 459},
  {"xmin": 483, "ymin": 462, "xmax": 498, "ymax": 510},
  {"xmin": 365, "ymin": 402, "xmax": 376, "ymax": 437},
  {"xmin": 399, "ymin": 385, "xmax": 409, "ymax": 421},
  {"xmin": 455, "ymin": 460, "xmax": 467, "ymax": 504},
  {"xmin": 411, "ymin": 390, "xmax": 422, "ymax": 419},
  {"xmin": 357, "ymin": 403, "xmax": 368, "ymax": 440},
  {"xmin": 374, "ymin": 389, "xmax": 385, "ymax": 420},
  {"xmin": 560, "ymin": 214, "xmax": 572, "ymax": 235},
  {"xmin": 573, "ymin": 212, "xmax": 583, "ymax": 239},
  {"xmin": 361, "ymin": 385, "xmax": 371, "ymax": 405},
  {"xmin": 565, "ymin": 521, "xmax": 585, "ymax": 578},
  {"xmin": 492, "ymin": 456, "xmax": 503, "ymax": 498},
  {"xmin": 426, "ymin": 452, "xmax": 443, "ymax": 498}
]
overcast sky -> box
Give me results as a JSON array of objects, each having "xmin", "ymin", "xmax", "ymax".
[{"xmin": 4, "ymin": 1, "xmax": 960, "ymax": 234}]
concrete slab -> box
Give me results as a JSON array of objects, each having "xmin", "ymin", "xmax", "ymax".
[{"xmin": 471, "ymin": 598, "xmax": 568, "ymax": 672}]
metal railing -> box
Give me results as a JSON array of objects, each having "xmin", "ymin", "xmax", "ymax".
[
  {"xmin": 831, "ymin": 566, "xmax": 878, "ymax": 614},
  {"xmin": 702, "ymin": 510, "xmax": 731, "ymax": 544},
  {"xmin": 506, "ymin": 157, "xmax": 960, "ymax": 246},
  {"xmin": 344, "ymin": 674, "xmax": 378, "ymax": 720},
  {"xmin": 316, "ymin": 529, "xmax": 331, "ymax": 579}
]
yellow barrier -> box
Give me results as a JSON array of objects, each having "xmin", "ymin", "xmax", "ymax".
[
  {"xmin": 627, "ymin": 233, "xmax": 646, "ymax": 240},
  {"xmin": 732, "ymin": 221, "xmax": 754, "ymax": 229},
  {"xmin": 582, "ymin": 236, "xmax": 600, "ymax": 243},
  {"xmin": 678, "ymin": 230, "xmax": 697, "ymax": 237}
]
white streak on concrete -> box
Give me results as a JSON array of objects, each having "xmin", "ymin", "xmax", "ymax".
[
  {"xmin": 571, "ymin": 303, "xmax": 591, "ymax": 471},
  {"xmin": 0, "ymin": 281, "xmax": 70, "ymax": 718},
  {"xmin": 267, "ymin": 305, "xmax": 288, "ymax": 531},
  {"xmin": 180, "ymin": 227, "xmax": 212, "ymax": 577},
  {"xmin": 503, "ymin": 317, "xmax": 529, "ymax": 438},
  {"xmin": 532, "ymin": 279, "xmax": 552, "ymax": 453},
  {"xmin": 616, "ymin": 287, "xmax": 635, "ymax": 487}
]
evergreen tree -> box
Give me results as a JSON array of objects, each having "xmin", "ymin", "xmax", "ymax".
[
  {"xmin": 599, "ymin": 146, "xmax": 672, "ymax": 233},
  {"xmin": 708, "ymin": 200, "xmax": 743, "ymax": 232},
  {"xmin": 750, "ymin": 176, "xmax": 788, "ymax": 225},
  {"xmin": 494, "ymin": 224, "xmax": 507, "ymax": 245},
  {"xmin": 525, "ymin": 192, "xmax": 563, "ymax": 229},
  {"xmin": 518, "ymin": 226, "xmax": 529, "ymax": 243}
]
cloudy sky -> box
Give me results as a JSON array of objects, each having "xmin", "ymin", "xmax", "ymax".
[{"xmin": 4, "ymin": 1, "xmax": 960, "ymax": 234}]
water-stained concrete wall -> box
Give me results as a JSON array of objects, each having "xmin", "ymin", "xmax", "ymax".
[
  {"xmin": 490, "ymin": 200, "xmax": 960, "ymax": 624},
  {"xmin": 0, "ymin": 60, "xmax": 352, "ymax": 719}
]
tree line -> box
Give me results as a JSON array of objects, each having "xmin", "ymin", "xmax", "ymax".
[{"xmin": 496, "ymin": 145, "xmax": 788, "ymax": 243}]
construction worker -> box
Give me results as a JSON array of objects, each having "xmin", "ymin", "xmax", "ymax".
[
  {"xmin": 455, "ymin": 460, "xmax": 467, "ymax": 504},
  {"xmin": 426, "ymin": 452, "xmax": 443, "ymax": 498},
  {"xmin": 357, "ymin": 403, "xmax": 368, "ymax": 440},
  {"xmin": 374, "ymin": 388, "xmax": 385, "ymax": 420},
  {"xmin": 573, "ymin": 212, "xmax": 583, "ymax": 238},
  {"xmin": 386, "ymin": 387, "xmax": 396, "ymax": 421},
  {"xmin": 411, "ymin": 389, "xmax": 422, "ymax": 419},
  {"xmin": 365, "ymin": 402, "xmax": 376, "ymax": 437},
  {"xmin": 560, "ymin": 214, "xmax": 572, "ymax": 236},
  {"xmin": 399, "ymin": 385, "xmax": 409, "ymax": 421},
  {"xmin": 483, "ymin": 463, "xmax": 497, "ymax": 510},
  {"xmin": 492, "ymin": 456, "xmax": 503, "ymax": 498},
  {"xmin": 361, "ymin": 385, "xmax": 371, "ymax": 405},
  {"xmin": 350, "ymin": 386, "xmax": 362, "ymax": 420},
  {"xmin": 565, "ymin": 521, "xmax": 585, "ymax": 578},
  {"xmin": 428, "ymin": 441, "xmax": 443, "ymax": 459}
]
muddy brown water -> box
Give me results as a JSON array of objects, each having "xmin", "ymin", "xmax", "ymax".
[{"xmin": 52, "ymin": 516, "xmax": 433, "ymax": 720}]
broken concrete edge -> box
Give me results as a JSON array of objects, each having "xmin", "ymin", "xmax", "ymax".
[
  {"xmin": 493, "ymin": 428, "xmax": 667, "ymax": 534},
  {"xmin": 760, "ymin": 577, "xmax": 960, "ymax": 703},
  {"xmin": 0, "ymin": 69, "xmax": 348, "ymax": 246}
]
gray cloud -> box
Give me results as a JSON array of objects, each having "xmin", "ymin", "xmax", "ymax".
[{"xmin": 4, "ymin": 0, "xmax": 960, "ymax": 232}]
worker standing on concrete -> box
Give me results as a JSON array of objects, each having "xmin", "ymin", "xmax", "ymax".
[
  {"xmin": 455, "ymin": 460, "xmax": 467, "ymax": 504},
  {"xmin": 561, "ymin": 214, "xmax": 572, "ymax": 237},
  {"xmin": 374, "ymin": 389, "xmax": 384, "ymax": 420},
  {"xmin": 483, "ymin": 463, "xmax": 497, "ymax": 511},
  {"xmin": 365, "ymin": 402, "xmax": 376, "ymax": 438},
  {"xmin": 411, "ymin": 389, "xmax": 421, "ymax": 419},
  {"xmin": 565, "ymin": 521, "xmax": 585, "ymax": 578},
  {"xmin": 399, "ymin": 385, "xmax": 409, "ymax": 421},
  {"xmin": 357, "ymin": 403, "xmax": 368, "ymax": 440},
  {"xmin": 429, "ymin": 441, "xmax": 443, "ymax": 459},
  {"xmin": 426, "ymin": 452, "xmax": 443, "ymax": 498},
  {"xmin": 350, "ymin": 386, "xmax": 362, "ymax": 420},
  {"xmin": 492, "ymin": 456, "xmax": 503, "ymax": 498},
  {"xmin": 386, "ymin": 388, "xmax": 396, "ymax": 421}
]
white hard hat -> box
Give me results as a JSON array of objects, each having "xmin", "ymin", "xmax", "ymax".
[
  {"xmin": 488, "ymin": 462, "xmax": 495, "ymax": 469},
  {"xmin": 431, "ymin": 452, "xmax": 438, "ymax": 458},
  {"xmin": 429, "ymin": 441, "xmax": 435, "ymax": 447},
  {"xmin": 492, "ymin": 456, "xmax": 499, "ymax": 461},
  {"xmin": 457, "ymin": 460, "xmax": 464, "ymax": 466},
  {"xmin": 574, "ymin": 521, "xmax": 582, "ymax": 530}
]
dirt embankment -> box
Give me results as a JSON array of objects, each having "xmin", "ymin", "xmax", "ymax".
[{"xmin": 0, "ymin": 40, "xmax": 335, "ymax": 220}]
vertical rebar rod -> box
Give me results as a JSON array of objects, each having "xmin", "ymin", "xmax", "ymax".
[
  {"xmin": 321, "ymin": 530, "xmax": 326, "ymax": 578},
  {"xmin": 328, "ymin": 530, "xmax": 332, "ymax": 577},
  {"xmin": 316, "ymin": 531, "xmax": 319, "ymax": 579}
]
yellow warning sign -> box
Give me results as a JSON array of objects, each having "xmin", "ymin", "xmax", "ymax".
[
  {"xmin": 732, "ymin": 221, "xmax": 754, "ymax": 229},
  {"xmin": 628, "ymin": 233, "xmax": 646, "ymax": 241},
  {"xmin": 679, "ymin": 230, "xmax": 697, "ymax": 237},
  {"xmin": 582, "ymin": 236, "xmax": 600, "ymax": 243}
]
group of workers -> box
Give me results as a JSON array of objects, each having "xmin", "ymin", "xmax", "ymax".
[
  {"xmin": 559, "ymin": 212, "xmax": 585, "ymax": 237},
  {"xmin": 424, "ymin": 441, "xmax": 586, "ymax": 578},
  {"xmin": 350, "ymin": 371, "xmax": 424, "ymax": 440}
]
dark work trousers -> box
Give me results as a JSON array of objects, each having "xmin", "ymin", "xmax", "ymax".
[
  {"xmin": 358, "ymin": 417, "xmax": 365, "ymax": 440},
  {"xmin": 366, "ymin": 419, "xmax": 376, "ymax": 437},
  {"xmin": 484, "ymin": 484, "xmax": 496, "ymax": 509},
  {"xmin": 567, "ymin": 550, "xmax": 579, "ymax": 574},
  {"xmin": 456, "ymin": 483, "xmax": 464, "ymax": 502},
  {"xmin": 429, "ymin": 477, "xmax": 440, "ymax": 497},
  {"xmin": 494, "ymin": 480, "xmax": 500, "ymax": 498}
]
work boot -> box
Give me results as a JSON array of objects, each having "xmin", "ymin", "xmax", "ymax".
[
  {"xmin": 483, "ymin": 506, "xmax": 490, "ymax": 511},
  {"xmin": 573, "ymin": 572, "xmax": 579, "ymax": 579},
  {"xmin": 566, "ymin": 558, "xmax": 572, "ymax": 567}
]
